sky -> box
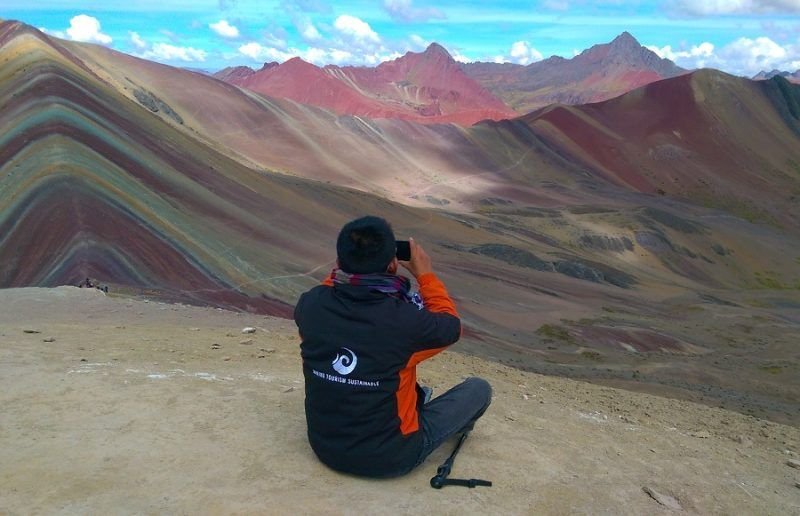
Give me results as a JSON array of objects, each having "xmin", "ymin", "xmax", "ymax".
[{"xmin": 2, "ymin": 1, "xmax": 799, "ymax": 76}]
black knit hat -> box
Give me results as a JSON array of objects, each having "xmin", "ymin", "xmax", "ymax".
[{"xmin": 336, "ymin": 216, "xmax": 396, "ymax": 274}]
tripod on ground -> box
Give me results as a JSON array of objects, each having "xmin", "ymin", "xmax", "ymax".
[{"xmin": 429, "ymin": 432, "xmax": 492, "ymax": 489}]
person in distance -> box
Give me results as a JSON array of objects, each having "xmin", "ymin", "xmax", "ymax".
[{"xmin": 294, "ymin": 215, "xmax": 492, "ymax": 477}]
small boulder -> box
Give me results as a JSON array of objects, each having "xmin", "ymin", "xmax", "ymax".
[
  {"xmin": 242, "ymin": 327, "xmax": 256, "ymax": 334},
  {"xmin": 23, "ymin": 329, "xmax": 41, "ymax": 334},
  {"xmin": 43, "ymin": 337, "xmax": 56, "ymax": 343},
  {"xmin": 240, "ymin": 339, "xmax": 254, "ymax": 345},
  {"xmin": 787, "ymin": 459, "xmax": 800, "ymax": 469}
]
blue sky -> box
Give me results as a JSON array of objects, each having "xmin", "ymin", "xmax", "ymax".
[{"xmin": 2, "ymin": 1, "xmax": 799, "ymax": 75}]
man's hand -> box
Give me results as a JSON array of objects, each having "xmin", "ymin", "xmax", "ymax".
[{"xmin": 399, "ymin": 237, "xmax": 433, "ymax": 278}]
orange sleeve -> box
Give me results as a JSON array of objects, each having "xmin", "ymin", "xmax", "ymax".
[
  {"xmin": 416, "ymin": 272, "xmax": 458, "ymax": 317},
  {"xmin": 398, "ymin": 274, "xmax": 460, "ymax": 434},
  {"xmin": 396, "ymin": 347, "xmax": 446, "ymax": 435}
]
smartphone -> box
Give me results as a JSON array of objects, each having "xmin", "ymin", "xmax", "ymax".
[{"xmin": 396, "ymin": 240, "xmax": 411, "ymax": 261}]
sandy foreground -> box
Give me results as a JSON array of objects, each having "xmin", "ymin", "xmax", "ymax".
[{"xmin": 1, "ymin": 287, "xmax": 799, "ymax": 515}]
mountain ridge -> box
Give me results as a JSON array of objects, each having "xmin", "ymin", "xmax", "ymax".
[
  {"xmin": 753, "ymin": 69, "xmax": 800, "ymax": 84},
  {"xmin": 462, "ymin": 32, "xmax": 687, "ymax": 113},
  {"xmin": 215, "ymin": 42, "xmax": 516, "ymax": 125},
  {"xmin": 213, "ymin": 33, "xmax": 686, "ymax": 120}
]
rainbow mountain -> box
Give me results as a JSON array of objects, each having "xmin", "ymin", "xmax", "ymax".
[{"xmin": 2, "ymin": 19, "xmax": 800, "ymax": 422}]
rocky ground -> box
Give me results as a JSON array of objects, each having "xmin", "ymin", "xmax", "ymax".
[{"xmin": 1, "ymin": 287, "xmax": 799, "ymax": 514}]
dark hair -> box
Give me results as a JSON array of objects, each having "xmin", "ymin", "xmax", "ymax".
[{"xmin": 336, "ymin": 216, "xmax": 396, "ymax": 274}]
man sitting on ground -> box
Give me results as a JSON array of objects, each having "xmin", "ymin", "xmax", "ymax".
[{"xmin": 294, "ymin": 215, "xmax": 491, "ymax": 478}]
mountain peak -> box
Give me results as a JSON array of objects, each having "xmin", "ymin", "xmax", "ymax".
[
  {"xmin": 423, "ymin": 42, "xmax": 452, "ymax": 59},
  {"xmin": 283, "ymin": 56, "xmax": 309, "ymax": 65},
  {"xmin": 612, "ymin": 31, "xmax": 639, "ymax": 45},
  {"xmin": 1, "ymin": 19, "xmax": 46, "ymax": 44},
  {"xmin": 279, "ymin": 56, "xmax": 320, "ymax": 71},
  {"xmin": 590, "ymin": 31, "xmax": 684, "ymax": 75},
  {"xmin": 608, "ymin": 31, "xmax": 643, "ymax": 52}
]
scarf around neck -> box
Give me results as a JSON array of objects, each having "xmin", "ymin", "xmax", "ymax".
[{"xmin": 330, "ymin": 269, "xmax": 424, "ymax": 310}]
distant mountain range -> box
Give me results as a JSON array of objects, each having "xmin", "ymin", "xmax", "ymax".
[
  {"xmin": 462, "ymin": 32, "xmax": 687, "ymax": 113},
  {"xmin": 214, "ymin": 43, "xmax": 516, "ymax": 125},
  {"xmin": 753, "ymin": 69, "xmax": 800, "ymax": 84},
  {"xmin": 215, "ymin": 32, "xmax": 686, "ymax": 124}
]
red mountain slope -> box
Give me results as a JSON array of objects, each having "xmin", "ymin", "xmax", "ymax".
[
  {"xmin": 219, "ymin": 44, "xmax": 516, "ymax": 125},
  {"xmin": 513, "ymin": 70, "xmax": 800, "ymax": 227},
  {"xmin": 232, "ymin": 57, "xmax": 395, "ymax": 118}
]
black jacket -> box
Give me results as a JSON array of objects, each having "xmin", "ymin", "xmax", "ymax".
[{"xmin": 294, "ymin": 272, "xmax": 460, "ymax": 477}]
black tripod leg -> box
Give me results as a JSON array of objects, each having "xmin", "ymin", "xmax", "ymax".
[{"xmin": 430, "ymin": 432, "xmax": 469, "ymax": 489}]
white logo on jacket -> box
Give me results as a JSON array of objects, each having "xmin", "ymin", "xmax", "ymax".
[{"xmin": 332, "ymin": 347, "xmax": 358, "ymax": 375}]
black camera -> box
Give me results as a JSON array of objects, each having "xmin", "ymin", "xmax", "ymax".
[{"xmin": 396, "ymin": 240, "xmax": 411, "ymax": 261}]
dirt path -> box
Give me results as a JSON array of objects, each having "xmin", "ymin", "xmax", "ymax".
[{"xmin": 1, "ymin": 287, "xmax": 798, "ymax": 514}]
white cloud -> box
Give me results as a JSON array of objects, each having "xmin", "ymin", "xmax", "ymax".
[
  {"xmin": 509, "ymin": 40, "xmax": 543, "ymax": 65},
  {"xmin": 334, "ymin": 15, "xmax": 380, "ymax": 44},
  {"xmin": 263, "ymin": 32, "xmax": 288, "ymax": 49},
  {"xmin": 39, "ymin": 27, "xmax": 66, "ymax": 39},
  {"xmin": 647, "ymin": 36, "xmax": 799, "ymax": 75},
  {"xmin": 450, "ymin": 50, "xmax": 473, "ymax": 63},
  {"xmin": 304, "ymin": 47, "xmax": 329, "ymax": 64},
  {"xmin": 210, "ymin": 20, "xmax": 240, "ymax": 39},
  {"xmin": 299, "ymin": 19, "xmax": 322, "ymax": 41},
  {"xmin": 143, "ymin": 43, "xmax": 207, "ymax": 62},
  {"xmin": 65, "ymin": 15, "xmax": 112, "ymax": 45},
  {"xmin": 719, "ymin": 36, "xmax": 792, "ymax": 73},
  {"xmin": 669, "ymin": 0, "xmax": 800, "ymax": 16},
  {"xmin": 329, "ymin": 49, "xmax": 354, "ymax": 63},
  {"xmin": 383, "ymin": 0, "xmax": 445, "ymax": 22},
  {"xmin": 239, "ymin": 42, "xmax": 286, "ymax": 61},
  {"xmin": 367, "ymin": 51, "xmax": 403, "ymax": 65},
  {"xmin": 129, "ymin": 31, "xmax": 148, "ymax": 51},
  {"xmin": 647, "ymin": 42, "xmax": 715, "ymax": 65},
  {"xmin": 409, "ymin": 34, "xmax": 428, "ymax": 50},
  {"xmin": 126, "ymin": 30, "xmax": 208, "ymax": 64},
  {"xmin": 238, "ymin": 41, "xmax": 403, "ymax": 67},
  {"xmin": 239, "ymin": 42, "xmax": 320, "ymax": 63}
]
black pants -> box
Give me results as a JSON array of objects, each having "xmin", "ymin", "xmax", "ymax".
[{"xmin": 414, "ymin": 377, "xmax": 492, "ymax": 468}]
